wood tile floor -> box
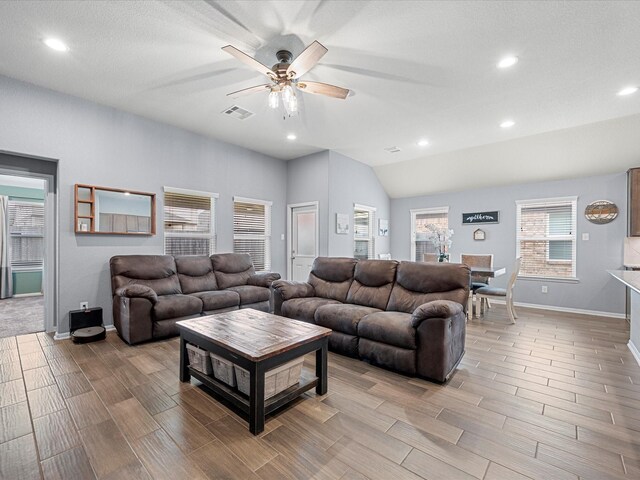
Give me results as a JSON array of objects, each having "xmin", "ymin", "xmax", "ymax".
[{"xmin": 1, "ymin": 305, "xmax": 639, "ymax": 479}]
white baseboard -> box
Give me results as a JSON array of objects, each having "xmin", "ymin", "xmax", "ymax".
[
  {"xmin": 486, "ymin": 299, "xmax": 625, "ymax": 319},
  {"xmin": 54, "ymin": 324, "xmax": 115, "ymax": 341},
  {"xmin": 12, "ymin": 292, "xmax": 44, "ymax": 298},
  {"xmin": 628, "ymin": 341, "xmax": 640, "ymax": 367}
]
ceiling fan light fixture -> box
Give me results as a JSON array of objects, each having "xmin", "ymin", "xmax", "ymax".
[
  {"xmin": 287, "ymin": 93, "xmax": 298, "ymax": 113},
  {"xmin": 282, "ymin": 84, "xmax": 294, "ymax": 103},
  {"xmin": 268, "ymin": 90, "xmax": 279, "ymax": 109}
]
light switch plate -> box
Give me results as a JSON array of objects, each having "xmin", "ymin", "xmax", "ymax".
[{"xmin": 582, "ymin": 233, "xmax": 589, "ymax": 241}]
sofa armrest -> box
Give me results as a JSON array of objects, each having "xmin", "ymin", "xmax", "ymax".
[
  {"xmin": 271, "ymin": 280, "xmax": 315, "ymax": 300},
  {"xmin": 271, "ymin": 280, "xmax": 315, "ymax": 316},
  {"xmin": 410, "ymin": 300, "xmax": 463, "ymax": 327},
  {"xmin": 115, "ymin": 284, "xmax": 158, "ymax": 304},
  {"xmin": 247, "ymin": 272, "xmax": 282, "ymax": 288}
]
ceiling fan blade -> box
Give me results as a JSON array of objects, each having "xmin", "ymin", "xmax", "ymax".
[
  {"xmin": 286, "ymin": 41, "xmax": 328, "ymax": 78},
  {"xmin": 222, "ymin": 45, "xmax": 276, "ymax": 78},
  {"xmin": 226, "ymin": 84, "xmax": 272, "ymax": 98},
  {"xmin": 296, "ymin": 81, "xmax": 350, "ymax": 99}
]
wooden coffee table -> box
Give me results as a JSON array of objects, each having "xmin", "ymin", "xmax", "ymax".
[{"xmin": 177, "ymin": 309, "xmax": 331, "ymax": 435}]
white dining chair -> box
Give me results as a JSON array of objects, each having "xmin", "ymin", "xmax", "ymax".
[{"xmin": 475, "ymin": 257, "xmax": 521, "ymax": 324}]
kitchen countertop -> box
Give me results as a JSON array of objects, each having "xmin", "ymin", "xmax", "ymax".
[{"xmin": 608, "ymin": 270, "xmax": 640, "ymax": 294}]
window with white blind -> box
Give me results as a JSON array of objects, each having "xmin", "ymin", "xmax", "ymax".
[
  {"xmin": 516, "ymin": 196, "xmax": 577, "ymax": 279},
  {"xmin": 9, "ymin": 200, "xmax": 44, "ymax": 269},
  {"xmin": 163, "ymin": 187, "xmax": 218, "ymax": 256},
  {"xmin": 353, "ymin": 204, "xmax": 376, "ymax": 260},
  {"xmin": 233, "ymin": 197, "xmax": 272, "ymax": 271},
  {"xmin": 410, "ymin": 207, "xmax": 448, "ymax": 262}
]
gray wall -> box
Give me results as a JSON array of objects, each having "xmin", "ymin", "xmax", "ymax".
[
  {"xmin": 0, "ymin": 75, "xmax": 287, "ymax": 333},
  {"xmin": 328, "ymin": 151, "xmax": 391, "ymax": 258},
  {"xmin": 286, "ymin": 150, "xmax": 391, "ymax": 264},
  {"xmin": 391, "ymin": 173, "xmax": 627, "ymax": 315},
  {"xmin": 286, "ymin": 151, "xmax": 330, "ymax": 256}
]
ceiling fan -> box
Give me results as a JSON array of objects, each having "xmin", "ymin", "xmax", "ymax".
[{"xmin": 222, "ymin": 40, "xmax": 350, "ymax": 113}]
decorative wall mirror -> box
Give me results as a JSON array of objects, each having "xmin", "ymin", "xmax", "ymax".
[{"xmin": 75, "ymin": 184, "xmax": 156, "ymax": 235}]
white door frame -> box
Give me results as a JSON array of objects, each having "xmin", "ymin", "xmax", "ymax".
[
  {"xmin": 287, "ymin": 201, "xmax": 319, "ymax": 281},
  {"xmin": 0, "ymin": 168, "xmax": 58, "ymax": 334}
]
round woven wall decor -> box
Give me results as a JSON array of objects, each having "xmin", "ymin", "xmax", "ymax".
[{"xmin": 584, "ymin": 200, "xmax": 618, "ymax": 224}]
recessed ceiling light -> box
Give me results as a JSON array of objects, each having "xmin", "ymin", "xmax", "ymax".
[
  {"xmin": 43, "ymin": 38, "xmax": 69, "ymax": 52},
  {"xmin": 417, "ymin": 139, "xmax": 429, "ymax": 147},
  {"xmin": 617, "ymin": 86, "xmax": 638, "ymax": 96},
  {"xmin": 286, "ymin": 133, "xmax": 297, "ymax": 140},
  {"xmin": 500, "ymin": 120, "xmax": 515, "ymax": 128},
  {"xmin": 497, "ymin": 56, "xmax": 518, "ymax": 69}
]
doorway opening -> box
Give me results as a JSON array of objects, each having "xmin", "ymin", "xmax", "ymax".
[
  {"xmin": 0, "ymin": 174, "xmax": 46, "ymax": 337},
  {"xmin": 0, "ymin": 152, "xmax": 58, "ymax": 338},
  {"xmin": 287, "ymin": 202, "xmax": 319, "ymax": 281}
]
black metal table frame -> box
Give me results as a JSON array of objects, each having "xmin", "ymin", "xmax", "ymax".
[{"xmin": 179, "ymin": 326, "xmax": 328, "ymax": 435}]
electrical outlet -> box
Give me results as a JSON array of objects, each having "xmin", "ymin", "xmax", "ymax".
[
  {"xmin": 541, "ymin": 286, "xmax": 548, "ymax": 294},
  {"xmin": 80, "ymin": 301, "xmax": 89, "ymax": 310}
]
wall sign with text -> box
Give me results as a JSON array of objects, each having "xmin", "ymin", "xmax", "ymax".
[{"xmin": 462, "ymin": 211, "xmax": 499, "ymax": 224}]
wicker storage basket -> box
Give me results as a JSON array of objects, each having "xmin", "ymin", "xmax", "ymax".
[
  {"xmin": 235, "ymin": 357, "xmax": 304, "ymax": 399},
  {"xmin": 186, "ymin": 343, "xmax": 213, "ymax": 375},
  {"xmin": 209, "ymin": 352, "xmax": 237, "ymax": 387}
]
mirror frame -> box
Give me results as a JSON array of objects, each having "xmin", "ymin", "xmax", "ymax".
[{"xmin": 74, "ymin": 183, "xmax": 156, "ymax": 235}]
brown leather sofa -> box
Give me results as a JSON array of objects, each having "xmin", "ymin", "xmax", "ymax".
[
  {"xmin": 110, "ymin": 253, "xmax": 280, "ymax": 344},
  {"xmin": 272, "ymin": 257, "xmax": 469, "ymax": 382}
]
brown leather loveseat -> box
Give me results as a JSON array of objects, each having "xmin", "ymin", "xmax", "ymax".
[
  {"xmin": 110, "ymin": 253, "xmax": 280, "ymax": 344},
  {"xmin": 272, "ymin": 257, "xmax": 469, "ymax": 382}
]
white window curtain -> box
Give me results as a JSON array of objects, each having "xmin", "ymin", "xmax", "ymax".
[
  {"xmin": 163, "ymin": 187, "xmax": 218, "ymax": 256},
  {"xmin": 410, "ymin": 207, "xmax": 449, "ymax": 262},
  {"xmin": 8, "ymin": 199, "xmax": 44, "ymax": 270},
  {"xmin": 354, "ymin": 204, "xmax": 376, "ymax": 260},
  {"xmin": 233, "ymin": 196, "xmax": 272, "ymax": 271},
  {"xmin": 516, "ymin": 196, "xmax": 577, "ymax": 279}
]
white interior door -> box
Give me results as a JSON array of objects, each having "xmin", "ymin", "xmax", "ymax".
[{"xmin": 290, "ymin": 204, "xmax": 318, "ymax": 282}]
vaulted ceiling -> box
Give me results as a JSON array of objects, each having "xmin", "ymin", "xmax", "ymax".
[{"xmin": 0, "ymin": 1, "xmax": 638, "ymax": 196}]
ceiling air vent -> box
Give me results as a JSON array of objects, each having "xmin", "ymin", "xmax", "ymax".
[
  {"xmin": 222, "ymin": 105, "xmax": 254, "ymax": 120},
  {"xmin": 384, "ymin": 146, "xmax": 401, "ymax": 154}
]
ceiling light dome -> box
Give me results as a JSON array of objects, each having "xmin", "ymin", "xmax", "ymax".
[
  {"xmin": 497, "ymin": 56, "xmax": 518, "ymax": 69},
  {"xmin": 618, "ymin": 86, "xmax": 638, "ymax": 96},
  {"xmin": 43, "ymin": 38, "xmax": 69, "ymax": 52}
]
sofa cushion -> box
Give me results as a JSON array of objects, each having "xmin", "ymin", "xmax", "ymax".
[
  {"xmin": 175, "ymin": 256, "xmax": 218, "ymax": 294},
  {"xmin": 152, "ymin": 294, "xmax": 203, "ymax": 320},
  {"xmin": 315, "ymin": 304, "xmax": 381, "ymax": 335},
  {"xmin": 111, "ymin": 255, "xmax": 182, "ymax": 296},
  {"xmin": 211, "ymin": 253, "xmax": 255, "ymax": 289},
  {"xmin": 359, "ymin": 339, "xmax": 416, "ymax": 376},
  {"xmin": 358, "ymin": 311, "xmax": 416, "ymax": 349},
  {"xmin": 191, "ymin": 290, "xmax": 239, "ymax": 311},
  {"xmin": 387, "ymin": 262, "xmax": 469, "ymax": 313},
  {"xmin": 281, "ymin": 297, "xmax": 342, "ymax": 323},
  {"xmin": 307, "ymin": 257, "xmax": 356, "ymax": 302},
  {"xmin": 226, "ymin": 285, "xmax": 270, "ymax": 306},
  {"xmin": 346, "ymin": 259, "xmax": 398, "ymax": 310}
]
